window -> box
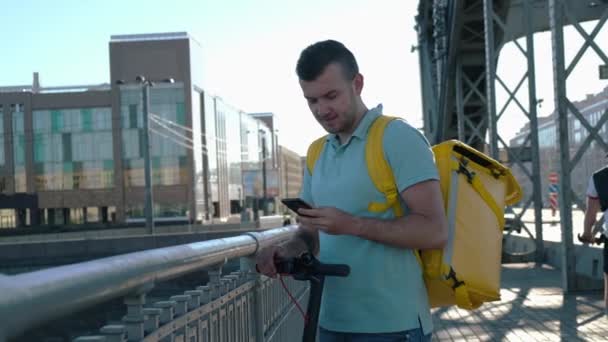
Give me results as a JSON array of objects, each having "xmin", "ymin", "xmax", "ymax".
[
  {"xmin": 33, "ymin": 107, "xmax": 113, "ymax": 190},
  {"xmin": 121, "ymin": 85, "xmax": 187, "ymax": 187}
]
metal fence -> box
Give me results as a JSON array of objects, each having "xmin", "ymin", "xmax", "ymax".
[{"xmin": 0, "ymin": 226, "xmax": 308, "ymax": 342}]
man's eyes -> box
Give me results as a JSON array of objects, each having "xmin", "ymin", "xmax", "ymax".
[{"xmin": 306, "ymin": 93, "xmax": 337, "ymax": 104}]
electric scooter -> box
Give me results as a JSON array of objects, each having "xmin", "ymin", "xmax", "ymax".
[{"xmin": 274, "ymin": 253, "xmax": 350, "ymax": 342}]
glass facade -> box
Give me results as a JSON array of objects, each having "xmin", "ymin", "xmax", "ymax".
[
  {"xmin": 238, "ymin": 113, "xmax": 278, "ymax": 215},
  {"xmin": 216, "ymin": 100, "xmax": 243, "ymax": 211},
  {"xmin": 213, "ymin": 98, "xmax": 229, "ymax": 218},
  {"xmin": 0, "ymin": 107, "xmax": 4, "ymax": 166},
  {"xmin": 120, "ymin": 84, "xmax": 188, "ymax": 187},
  {"xmin": 12, "ymin": 105, "xmax": 26, "ymax": 192},
  {"xmin": 125, "ymin": 203, "xmax": 188, "ymax": 221},
  {"xmin": 203, "ymin": 92, "xmax": 219, "ymax": 217},
  {"xmin": 538, "ymin": 125, "xmax": 556, "ymax": 148},
  {"xmin": 192, "ymin": 89, "xmax": 206, "ymax": 221},
  {"xmin": 33, "ymin": 107, "xmax": 113, "ymax": 190}
]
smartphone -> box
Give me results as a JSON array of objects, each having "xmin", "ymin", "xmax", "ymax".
[{"xmin": 281, "ymin": 198, "xmax": 314, "ymax": 216}]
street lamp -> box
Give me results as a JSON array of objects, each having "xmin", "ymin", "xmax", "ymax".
[{"xmin": 116, "ymin": 76, "xmax": 175, "ymax": 234}]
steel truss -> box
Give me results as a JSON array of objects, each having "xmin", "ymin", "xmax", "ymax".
[
  {"xmin": 481, "ymin": 0, "xmax": 545, "ymax": 262},
  {"xmin": 550, "ymin": 0, "xmax": 608, "ymax": 291}
]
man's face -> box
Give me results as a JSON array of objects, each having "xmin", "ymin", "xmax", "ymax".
[{"xmin": 299, "ymin": 63, "xmax": 362, "ymax": 134}]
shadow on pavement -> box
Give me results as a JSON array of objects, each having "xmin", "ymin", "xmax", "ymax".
[{"xmin": 431, "ymin": 263, "xmax": 606, "ymax": 341}]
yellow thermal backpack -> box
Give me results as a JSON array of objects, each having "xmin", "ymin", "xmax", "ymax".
[{"xmin": 305, "ymin": 115, "xmax": 522, "ymax": 310}]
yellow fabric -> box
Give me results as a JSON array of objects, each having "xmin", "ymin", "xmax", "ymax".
[
  {"xmin": 449, "ymin": 160, "xmax": 506, "ymax": 228},
  {"xmin": 306, "ymin": 136, "xmax": 327, "ymax": 175},
  {"xmin": 454, "ymin": 285, "xmax": 477, "ymax": 310},
  {"xmin": 365, "ymin": 116, "xmax": 403, "ymax": 216},
  {"xmin": 305, "ymin": 119, "xmax": 523, "ymax": 311},
  {"xmin": 425, "ymin": 140, "xmax": 521, "ymax": 309}
]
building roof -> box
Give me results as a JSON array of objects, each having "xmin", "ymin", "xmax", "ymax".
[
  {"xmin": 110, "ymin": 32, "xmax": 190, "ymax": 43},
  {"xmin": 512, "ymin": 85, "xmax": 608, "ymax": 138}
]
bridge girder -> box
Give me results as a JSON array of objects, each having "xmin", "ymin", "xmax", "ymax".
[{"xmin": 417, "ymin": 0, "xmax": 608, "ymax": 292}]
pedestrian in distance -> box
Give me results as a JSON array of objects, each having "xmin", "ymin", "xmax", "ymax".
[{"xmin": 255, "ymin": 39, "xmax": 448, "ymax": 342}]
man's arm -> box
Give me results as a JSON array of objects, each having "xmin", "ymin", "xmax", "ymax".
[
  {"xmin": 298, "ymin": 179, "xmax": 448, "ymax": 250},
  {"xmin": 583, "ymin": 196, "xmax": 600, "ymax": 238},
  {"xmin": 355, "ymin": 179, "xmax": 447, "ymax": 250}
]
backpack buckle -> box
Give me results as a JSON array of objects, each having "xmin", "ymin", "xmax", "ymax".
[
  {"xmin": 446, "ymin": 267, "xmax": 465, "ymax": 290},
  {"xmin": 457, "ymin": 159, "xmax": 476, "ymax": 184}
]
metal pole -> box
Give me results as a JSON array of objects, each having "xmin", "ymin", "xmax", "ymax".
[
  {"xmin": 549, "ymin": 0, "xmax": 576, "ymax": 292},
  {"xmin": 142, "ymin": 83, "xmax": 155, "ymax": 234},
  {"xmin": 483, "ymin": 0, "xmax": 499, "ymax": 159},
  {"xmin": 524, "ymin": 0, "xmax": 544, "ymax": 263},
  {"xmin": 455, "ymin": 60, "xmax": 465, "ymax": 141},
  {"xmin": 261, "ymin": 134, "xmax": 268, "ymax": 216}
]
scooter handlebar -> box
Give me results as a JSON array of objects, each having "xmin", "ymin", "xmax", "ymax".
[{"xmin": 274, "ymin": 253, "xmax": 350, "ymax": 278}]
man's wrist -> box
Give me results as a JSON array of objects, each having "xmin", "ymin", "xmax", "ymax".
[{"xmin": 352, "ymin": 216, "xmax": 366, "ymax": 237}]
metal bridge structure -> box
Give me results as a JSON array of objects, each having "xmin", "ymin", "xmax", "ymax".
[
  {"xmin": 417, "ymin": 0, "xmax": 608, "ymax": 291},
  {"xmin": 1, "ymin": 1, "xmax": 608, "ymax": 341}
]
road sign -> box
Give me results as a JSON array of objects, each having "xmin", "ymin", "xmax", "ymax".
[
  {"xmin": 600, "ymin": 64, "xmax": 608, "ymax": 80},
  {"xmin": 548, "ymin": 172, "xmax": 559, "ymax": 217},
  {"xmin": 548, "ymin": 184, "xmax": 559, "ymax": 193}
]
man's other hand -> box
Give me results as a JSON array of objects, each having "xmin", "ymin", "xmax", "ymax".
[{"xmin": 298, "ymin": 207, "xmax": 360, "ymax": 235}]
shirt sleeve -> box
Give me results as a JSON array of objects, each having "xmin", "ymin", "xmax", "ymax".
[
  {"xmin": 587, "ymin": 176, "xmax": 598, "ymax": 198},
  {"xmin": 383, "ymin": 119, "xmax": 439, "ymax": 193}
]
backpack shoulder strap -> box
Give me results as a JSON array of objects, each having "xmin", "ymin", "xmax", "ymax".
[
  {"xmin": 365, "ymin": 115, "xmax": 403, "ymax": 217},
  {"xmin": 306, "ymin": 136, "xmax": 327, "ymax": 175},
  {"xmin": 593, "ymin": 166, "xmax": 608, "ymax": 211}
]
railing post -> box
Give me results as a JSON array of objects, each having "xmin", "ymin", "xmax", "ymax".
[
  {"xmin": 122, "ymin": 282, "xmax": 153, "ymax": 341},
  {"xmin": 241, "ymin": 257, "xmax": 265, "ymax": 342},
  {"xmin": 99, "ymin": 325, "xmax": 127, "ymax": 342},
  {"xmin": 142, "ymin": 308, "xmax": 162, "ymax": 336},
  {"xmin": 228, "ymin": 272, "xmax": 244, "ymax": 342},
  {"xmin": 208, "ymin": 268, "xmax": 223, "ymax": 341},
  {"xmin": 197, "ymin": 285, "xmax": 212, "ymax": 340},
  {"xmin": 154, "ymin": 301, "xmax": 176, "ymax": 342},
  {"xmin": 184, "ymin": 289, "xmax": 203, "ymax": 341},
  {"xmin": 170, "ymin": 294, "xmax": 191, "ymax": 340}
]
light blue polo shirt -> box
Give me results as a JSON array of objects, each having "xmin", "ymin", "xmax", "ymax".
[{"xmin": 299, "ymin": 105, "xmax": 439, "ymax": 334}]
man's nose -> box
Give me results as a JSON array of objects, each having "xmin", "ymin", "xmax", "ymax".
[{"xmin": 314, "ymin": 100, "xmax": 330, "ymax": 116}]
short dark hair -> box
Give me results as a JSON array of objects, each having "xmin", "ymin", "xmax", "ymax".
[{"xmin": 296, "ymin": 40, "xmax": 359, "ymax": 81}]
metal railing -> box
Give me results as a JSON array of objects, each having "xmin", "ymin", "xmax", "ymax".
[{"xmin": 0, "ymin": 226, "xmax": 308, "ymax": 341}]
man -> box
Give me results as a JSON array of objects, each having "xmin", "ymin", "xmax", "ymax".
[
  {"xmin": 579, "ymin": 158, "xmax": 608, "ymax": 316},
  {"xmin": 256, "ymin": 40, "xmax": 448, "ymax": 341}
]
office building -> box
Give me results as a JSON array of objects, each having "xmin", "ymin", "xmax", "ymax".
[{"xmin": 0, "ymin": 32, "xmax": 285, "ymax": 227}]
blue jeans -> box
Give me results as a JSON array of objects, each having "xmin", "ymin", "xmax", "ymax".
[{"xmin": 318, "ymin": 326, "xmax": 431, "ymax": 342}]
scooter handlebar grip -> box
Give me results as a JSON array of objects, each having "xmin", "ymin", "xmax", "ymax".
[{"xmin": 315, "ymin": 263, "xmax": 350, "ymax": 277}]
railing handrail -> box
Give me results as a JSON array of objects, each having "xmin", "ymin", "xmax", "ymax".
[{"xmin": 0, "ymin": 226, "xmax": 297, "ymax": 340}]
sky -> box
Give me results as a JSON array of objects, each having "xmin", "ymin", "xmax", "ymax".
[{"xmin": 1, "ymin": 1, "xmax": 606, "ymax": 156}]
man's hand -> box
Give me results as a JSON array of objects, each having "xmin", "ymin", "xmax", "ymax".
[
  {"xmin": 255, "ymin": 245, "xmax": 291, "ymax": 278},
  {"xmin": 578, "ymin": 231, "xmax": 596, "ymax": 244},
  {"xmin": 297, "ymin": 207, "xmax": 360, "ymax": 235},
  {"xmin": 256, "ymin": 235, "xmax": 312, "ymax": 277}
]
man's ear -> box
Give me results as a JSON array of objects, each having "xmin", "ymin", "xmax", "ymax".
[{"xmin": 353, "ymin": 73, "xmax": 364, "ymax": 95}]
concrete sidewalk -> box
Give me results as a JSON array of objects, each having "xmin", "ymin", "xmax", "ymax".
[{"xmin": 431, "ymin": 263, "xmax": 606, "ymax": 341}]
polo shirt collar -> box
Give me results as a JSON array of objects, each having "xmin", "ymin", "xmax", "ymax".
[{"xmin": 327, "ymin": 104, "xmax": 383, "ymax": 146}]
